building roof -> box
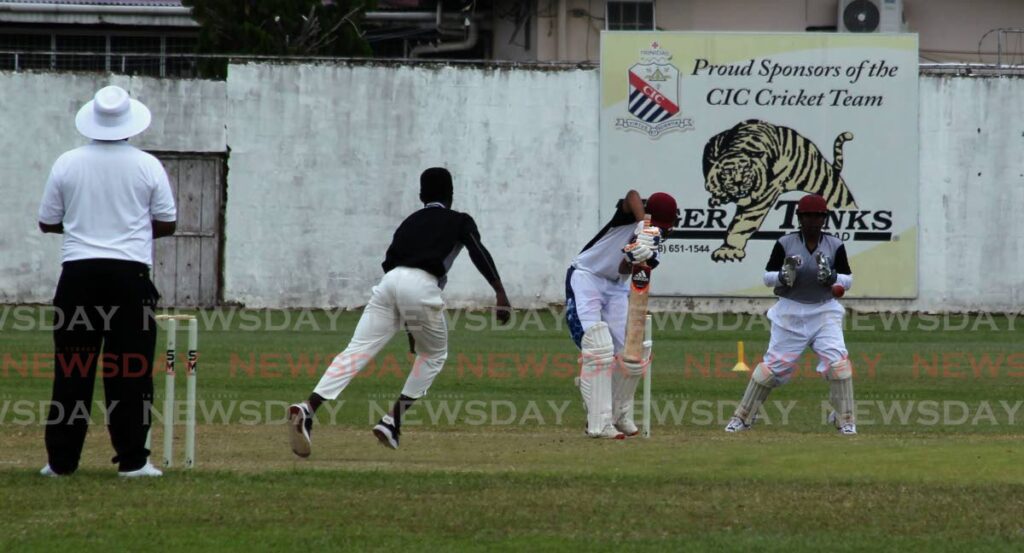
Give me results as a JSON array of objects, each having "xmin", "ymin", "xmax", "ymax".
[
  {"xmin": 0, "ymin": 0, "xmax": 184, "ymax": 6},
  {"xmin": 0, "ymin": 0, "xmax": 195, "ymax": 27},
  {"xmin": 377, "ymin": 0, "xmax": 421, "ymax": 7}
]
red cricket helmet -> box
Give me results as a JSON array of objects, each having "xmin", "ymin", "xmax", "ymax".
[
  {"xmin": 796, "ymin": 194, "xmax": 828, "ymax": 214},
  {"xmin": 645, "ymin": 192, "xmax": 679, "ymax": 230}
]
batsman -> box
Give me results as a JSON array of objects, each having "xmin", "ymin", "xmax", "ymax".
[
  {"xmin": 565, "ymin": 190, "xmax": 677, "ymax": 438},
  {"xmin": 725, "ymin": 193, "xmax": 857, "ymax": 435}
]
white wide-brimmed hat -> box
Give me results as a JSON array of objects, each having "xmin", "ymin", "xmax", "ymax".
[{"xmin": 75, "ymin": 85, "xmax": 152, "ymax": 140}]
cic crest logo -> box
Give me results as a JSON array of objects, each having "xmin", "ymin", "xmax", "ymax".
[{"xmin": 615, "ymin": 42, "xmax": 693, "ymax": 139}]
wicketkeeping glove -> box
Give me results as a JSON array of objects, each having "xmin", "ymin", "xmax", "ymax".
[
  {"xmin": 779, "ymin": 255, "xmax": 800, "ymax": 287},
  {"xmin": 623, "ymin": 241, "xmax": 654, "ymax": 264},
  {"xmin": 815, "ymin": 252, "xmax": 837, "ymax": 285}
]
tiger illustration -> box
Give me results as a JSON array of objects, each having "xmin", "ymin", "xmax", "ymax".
[{"xmin": 702, "ymin": 119, "xmax": 858, "ymax": 262}]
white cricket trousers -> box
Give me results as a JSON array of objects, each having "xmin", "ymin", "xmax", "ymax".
[
  {"xmin": 566, "ymin": 267, "xmax": 629, "ymax": 351},
  {"xmin": 763, "ymin": 297, "xmax": 848, "ymax": 383},
  {"xmin": 313, "ymin": 267, "xmax": 448, "ymax": 400}
]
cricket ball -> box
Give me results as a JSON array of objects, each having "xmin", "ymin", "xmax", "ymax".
[{"xmin": 832, "ymin": 284, "xmax": 845, "ymax": 298}]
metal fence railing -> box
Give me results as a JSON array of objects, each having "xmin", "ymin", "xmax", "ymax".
[
  {"xmin": 0, "ymin": 31, "xmax": 202, "ymax": 77},
  {"xmin": 0, "ymin": 50, "xmax": 205, "ymax": 78},
  {"xmin": 0, "ymin": 50, "xmax": 599, "ymax": 79},
  {"xmin": 4, "ymin": 50, "xmax": 1022, "ymax": 80}
]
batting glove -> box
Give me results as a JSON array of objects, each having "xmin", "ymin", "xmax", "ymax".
[
  {"xmin": 623, "ymin": 242, "xmax": 654, "ymax": 264},
  {"xmin": 779, "ymin": 255, "xmax": 800, "ymax": 287},
  {"xmin": 815, "ymin": 252, "xmax": 837, "ymax": 285},
  {"xmin": 633, "ymin": 226, "xmax": 662, "ymax": 249}
]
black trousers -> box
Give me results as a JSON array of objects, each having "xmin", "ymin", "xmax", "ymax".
[{"xmin": 45, "ymin": 259, "xmax": 159, "ymax": 473}]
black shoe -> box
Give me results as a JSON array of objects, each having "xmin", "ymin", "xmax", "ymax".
[
  {"xmin": 372, "ymin": 415, "xmax": 399, "ymax": 450},
  {"xmin": 288, "ymin": 403, "xmax": 313, "ymax": 458}
]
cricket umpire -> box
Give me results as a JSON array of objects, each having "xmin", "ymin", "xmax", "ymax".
[
  {"xmin": 38, "ymin": 85, "xmax": 176, "ymax": 477},
  {"xmin": 288, "ymin": 167, "xmax": 511, "ymax": 455},
  {"xmin": 725, "ymin": 193, "xmax": 856, "ymax": 435},
  {"xmin": 566, "ymin": 190, "xmax": 678, "ymax": 439}
]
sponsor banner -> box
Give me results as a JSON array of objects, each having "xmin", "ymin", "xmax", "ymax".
[{"xmin": 600, "ymin": 32, "xmax": 919, "ymax": 297}]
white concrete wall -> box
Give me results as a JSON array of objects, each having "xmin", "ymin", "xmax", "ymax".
[
  {"xmin": 915, "ymin": 75, "xmax": 1024, "ymax": 310},
  {"xmin": 1, "ymin": 65, "xmax": 1022, "ymax": 312},
  {"xmin": 0, "ymin": 72, "xmax": 227, "ymax": 303},
  {"xmin": 222, "ymin": 62, "xmax": 599, "ymax": 308}
]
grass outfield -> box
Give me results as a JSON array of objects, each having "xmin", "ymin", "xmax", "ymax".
[{"xmin": 1, "ymin": 308, "xmax": 1023, "ymax": 551}]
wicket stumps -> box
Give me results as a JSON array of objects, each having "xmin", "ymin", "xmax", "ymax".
[
  {"xmin": 145, "ymin": 314, "xmax": 198, "ymax": 469},
  {"xmin": 642, "ymin": 314, "xmax": 653, "ymax": 438}
]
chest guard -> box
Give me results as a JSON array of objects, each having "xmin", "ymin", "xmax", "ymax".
[{"xmin": 774, "ymin": 233, "xmax": 843, "ymax": 304}]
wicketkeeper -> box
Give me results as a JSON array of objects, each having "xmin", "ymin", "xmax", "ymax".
[
  {"xmin": 287, "ymin": 167, "xmax": 511, "ymax": 456},
  {"xmin": 565, "ymin": 190, "xmax": 678, "ymax": 438},
  {"xmin": 725, "ymin": 193, "xmax": 857, "ymax": 435}
]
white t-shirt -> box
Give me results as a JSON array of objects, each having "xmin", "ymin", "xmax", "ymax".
[{"xmin": 38, "ymin": 141, "xmax": 176, "ymax": 265}]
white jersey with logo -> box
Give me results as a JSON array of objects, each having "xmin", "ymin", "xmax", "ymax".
[
  {"xmin": 572, "ymin": 226, "xmax": 637, "ymax": 281},
  {"xmin": 571, "ymin": 202, "xmax": 640, "ymax": 281}
]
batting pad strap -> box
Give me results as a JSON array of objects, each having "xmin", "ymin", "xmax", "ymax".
[
  {"xmin": 622, "ymin": 358, "xmax": 647, "ymax": 377},
  {"xmin": 752, "ymin": 363, "xmax": 780, "ymax": 388},
  {"xmin": 826, "ymin": 358, "xmax": 852, "ymax": 381}
]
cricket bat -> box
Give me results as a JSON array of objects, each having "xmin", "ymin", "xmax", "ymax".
[{"xmin": 623, "ymin": 216, "xmax": 652, "ymax": 364}]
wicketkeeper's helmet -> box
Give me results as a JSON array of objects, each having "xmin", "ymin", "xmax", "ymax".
[{"xmin": 796, "ymin": 194, "xmax": 829, "ymax": 214}]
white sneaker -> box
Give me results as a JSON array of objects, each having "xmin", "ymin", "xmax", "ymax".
[
  {"xmin": 587, "ymin": 425, "xmax": 625, "ymax": 440},
  {"xmin": 372, "ymin": 415, "xmax": 400, "ymax": 450},
  {"xmin": 118, "ymin": 462, "xmax": 163, "ymax": 478},
  {"xmin": 40, "ymin": 464, "xmax": 60, "ymax": 478},
  {"xmin": 287, "ymin": 402, "xmax": 313, "ymax": 458},
  {"xmin": 724, "ymin": 416, "xmax": 751, "ymax": 433},
  {"xmin": 614, "ymin": 419, "xmax": 640, "ymax": 437},
  {"xmin": 827, "ymin": 411, "xmax": 857, "ymax": 435}
]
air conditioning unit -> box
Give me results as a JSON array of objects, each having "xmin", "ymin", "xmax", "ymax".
[{"xmin": 838, "ymin": 0, "xmax": 903, "ymax": 33}]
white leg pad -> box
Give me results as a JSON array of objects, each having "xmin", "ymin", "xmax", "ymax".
[
  {"xmin": 734, "ymin": 363, "xmax": 777, "ymax": 425},
  {"xmin": 611, "ymin": 369, "xmax": 640, "ymax": 435},
  {"xmin": 752, "ymin": 362, "xmax": 783, "ymax": 388},
  {"xmin": 826, "ymin": 358, "xmax": 853, "ymax": 381},
  {"xmin": 613, "ymin": 343, "xmax": 650, "ymax": 434},
  {"xmin": 827, "ymin": 359, "xmax": 855, "ymax": 426},
  {"xmin": 579, "ymin": 322, "xmax": 615, "ymax": 436}
]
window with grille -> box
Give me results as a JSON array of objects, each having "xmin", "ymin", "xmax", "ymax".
[
  {"xmin": 0, "ymin": 33, "xmax": 50, "ymax": 71},
  {"xmin": 56, "ymin": 35, "xmax": 107, "ymax": 72},
  {"xmin": 0, "ymin": 31, "xmax": 197, "ymax": 76},
  {"xmin": 606, "ymin": 1, "xmax": 655, "ymax": 31},
  {"xmin": 111, "ymin": 35, "xmax": 161, "ymax": 75}
]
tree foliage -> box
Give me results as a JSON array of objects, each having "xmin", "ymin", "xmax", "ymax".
[{"xmin": 183, "ymin": 0, "xmax": 376, "ymax": 57}]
